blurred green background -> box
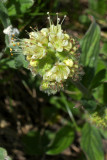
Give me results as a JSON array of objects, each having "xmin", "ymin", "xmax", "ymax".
[{"xmin": 0, "ymin": 0, "xmax": 107, "ymax": 160}]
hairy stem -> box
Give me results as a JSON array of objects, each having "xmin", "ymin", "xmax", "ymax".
[
  {"xmin": 61, "ymin": 93, "xmax": 79, "ymax": 131},
  {"xmin": 65, "ymin": 103, "xmax": 79, "ymax": 131}
]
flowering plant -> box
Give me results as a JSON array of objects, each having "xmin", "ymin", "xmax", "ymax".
[
  {"xmin": 10, "ymin": 13, "xmax": 83, "ymax": 94},
  {"xmin": 1, "ymin": 0, "xmax": 107, "ymax": 159}
]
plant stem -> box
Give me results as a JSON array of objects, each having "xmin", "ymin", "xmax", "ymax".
[
  {"xmin": 61, "ymin": 92, "xmax": 79, "ymax": 131},
  {"xmin": 65, "ymin": 103, "xmax": 79, "ymax": 131},
  {"xmin": 72, "ymin": 80, "xmax": 91, "ymax": 98}
]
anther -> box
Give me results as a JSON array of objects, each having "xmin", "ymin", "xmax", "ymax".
[
  {"xmin": 10, "ymin": 48, "xmax": 12, "ymax": 52},
  {"xmin": 58, "ymin": 18, "xmax": 60, "ymax": 22}
]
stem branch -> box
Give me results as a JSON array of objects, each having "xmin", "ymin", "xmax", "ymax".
[{"xmin": 72, "ymin": 80, "xmax": 91, "ymax": 98}]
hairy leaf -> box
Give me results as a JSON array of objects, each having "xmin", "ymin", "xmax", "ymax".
[
  {"xmin": 81, "ymin": 123, "xmax": 104, "ymax": 160},
  {"xmin": 7, "ymin": 0, "xmax": 34, "ymax": 16},
  {"xmin": 90, "ymin": 69, "xmax": 106, "ymax": 89},
  {"xmin": 22, "ymin": 131, "xmax": 50, "ymax": 155},
  {"xmin": 46, "ymin": 125, "xmax": 74, "ymax": 155},
  {"xmin": 80, "ymin": 18, "xmax": 100, "ymax": 87}
]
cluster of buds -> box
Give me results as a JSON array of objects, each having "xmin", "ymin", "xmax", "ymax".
[
  {"xmin": 88, "ymin": 108, "xmax": 107, "ymax": 128},
  {"xmin": 10, "ymin": 12, "xmax": 84, "ymax": 95}
]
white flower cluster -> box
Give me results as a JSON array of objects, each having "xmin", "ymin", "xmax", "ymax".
[{"xmin": 11, "ymin": 13, "xmax": 83, "ymax": 94}]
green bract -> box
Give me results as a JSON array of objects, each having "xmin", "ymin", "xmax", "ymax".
[{"xmin": 11, "ymin": 13, "xmax": 83, "ymax": 94}]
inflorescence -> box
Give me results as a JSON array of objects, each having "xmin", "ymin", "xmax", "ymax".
[{"xmin": 10, "ymin": 12, "xmax": 84, "ymax": 95}]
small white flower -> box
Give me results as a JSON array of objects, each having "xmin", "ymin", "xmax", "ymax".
[
  {"xmin": 63, "ymin": 59, "xmax": 74, "ymax": 67},
  {"xmin": 3, "ymin": 25, "xmax": 12, "ymax": 35},
  {"xmin": 3, "ymin": 25, "xmax": 19, "ymax": 44},
  {"xmin": 63, "ymin": 40, "xmax": 68, "ymax": 46},
  {"xmin": 3, "ymin": 25, "xmax": 19, "ymax": 36},
  {"xmin": 29, "ymin": 32, "xmax": 38, "ymax": 38},
  {"xmin": 31, "ymin": 55, "xmax": 36, "ymax": 59},
  {"xmin": 43, "ymin": 63, "xmax": 70, "ymax": 82},
  {"xmin": 38, "ymin": 42, "xmax": 42, "ymax": 47},
  {"xmin": 12, "ymin": 28, "xmax": 19, "ymax": 35},
  {"xmin": 41, "ymin": 28, "xmax": 49, "ymax": 36}
]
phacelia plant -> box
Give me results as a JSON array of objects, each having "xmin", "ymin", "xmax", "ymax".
[{"xmin": 10, "ymin": 13, "xmax": 83, "ymax": 95}]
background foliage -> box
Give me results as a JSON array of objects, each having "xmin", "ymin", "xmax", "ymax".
[{"xmin": 0, "ymin": 0, "xmax": 107, "ymax": 160}]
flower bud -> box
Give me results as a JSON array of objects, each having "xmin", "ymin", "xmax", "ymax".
[
  {"xmin": 63, "ymin": 59, "xmax": 74, "ymax": 67},
  {"xmin": 30, "ymin": 60, "xmax": 38, "ymax": 67}
]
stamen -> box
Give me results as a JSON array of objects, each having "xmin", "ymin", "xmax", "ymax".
[
  {"xmin": 58, "ymin": 18, "xmax": 60, "ymax": 24},
  {"xmin": 11, "ymin": 51, "xmax": 23, "ymax": 53},
  {"xmin": 56, "ymin": 13, "xmax": 59, "ymax": 26},
  {"xmin": 47, "ymin": 12, "xmax": 51, "ymax": 26},
  {"xmin": 25, "ymin": 30, "xmax": 29, "ymax": 35},
  {"xmin": 34, "ymin": 26, "xmax": 38, "ymax": 31},
  {"xmin": 61, "ymin": 15, "xmax": 66, "ymax": 25},
  {"xmin": 10, "ymin": 48, "xmax": 12, "ymax": 52},
  {"xmin": 30, "ymin": 26, "xmax": 36, "ymax": 32}
]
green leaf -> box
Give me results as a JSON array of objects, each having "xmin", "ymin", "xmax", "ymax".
[
  {"xmin": 0, "ymin": 55, "xmax": 28, "ymax": 70},
  {"xmin": 100, "ymin": 128, "xmax": 107, "ymax": 139},
  {"xmin": 81, "ymin": 99, "xmax": 97, "ymax": 112},
  {"xmin": 80, "ymin": 19, "xmax": 100, "ymax": 87},
  {"xmin": 79, "ymin": 15, "xmax": 90, "ymax": 24},
  {"xmin": 80, "ymin": 19, "xmax": 100, "ymax": 67},
  {"xmin": 0, "ymin": 2, "xmax": 11, "ymax": 46},
  {"xmin": 100, "ymin": 42, "xmax": 107, "ymax": 54},
  {"xmin": 103, "ymin": 82, "xmax": 107, "ymax": 104},
  {"xmin": 7, "ymin": 0, "xmax": 34, "ymax": 16},
  {"xmin": 14, "ymin": 54, "xmax": 28, "ymax": 69},
  {"xmin": 88, "ymin": 0, "xmax": 97, "ymax": 11},
  {"xmin": 81, "ymin": 123, "xmax": 104, "ymax": 160},
  {"xmin": 22, "ymin": 130, "xmax": 50, "ymax": 155},
  {"xmin": 96, "ymin": 58, "xmax": 106, "ymax": 73},
  {"xmin": 90, "ymin": 69, "xmax": 106, "ymax": 89},
  {"xmin": 46, "ymin": 125, "xmax": 74, "ymax": 155},
  {"xmin": 88, "ymin": 0, "xmax": 107, "ymax": 15},
  {"xmin": 0, "ymin": 2, "xmax": 11, "ymax": 28},
  {"xmin": 0, "ymin": 147, "xmax": 12, "ymax": 160},
  {"xmin": 0, "ymin": 58, "xmax": 16, "ymax": 69}
]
